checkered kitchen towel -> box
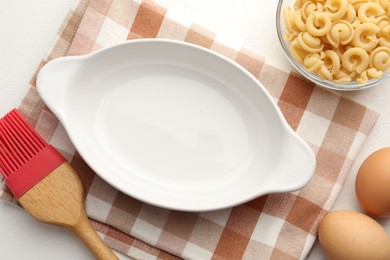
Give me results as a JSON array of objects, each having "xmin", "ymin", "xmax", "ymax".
[{"xmin": 0, "ymin": 0, "xmax": 379, "ymax": 259}]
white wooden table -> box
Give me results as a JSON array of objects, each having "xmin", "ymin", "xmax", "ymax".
[{"xmin": 0, "ymin": 0, "xmax": 389, "ymax": 259}]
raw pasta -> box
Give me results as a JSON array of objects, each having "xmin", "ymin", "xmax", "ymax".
[
  {"xmin": 297, "ymin": 32, "xmax": 325, "ymax": 52},
  {"xmin": 343, "ymin": 6, "xmax": 357, "ymax": 23},
  {"xmin": 290, "ymin": 43, "xmax": 309, "ymax": 63},
  {"xmin": 304, "ymin": 52, "xmax": 325, "ymax": 71},
  {"xmin": 325, "ymin": 0, "xmax": 349, "ymax": 21},
  {"xmin": 352, "ymin": 23, "xmax": 379, "ymax": 51},
  {"xmin": 294, "ymin": 10, "xmax": 308, "ymax": 31},
  {"xmin": 341, "ymin": 47, "xmax": 369, "ymax": 73},
  {"xmin": 350, "ymin": 0, "xmax": 370, "ymax": 12},
  {"xmin": 377, "ymin": 15, "xmax": 390, "ymax": 36},
  {"xmin": 370, "ymin": 46, "xmax": 390, "ymax": 70},
  {"xmin": 327, "ymin": 20, "xmax": 354, "ymax": 47},
  {"xmin": 379, "ymin": 24, "xmax": 390, "ymax": 47},
  {"xmin": 284, "ymin": 0, "xmax": 390, "ymax": 84},
  {"xmin": 284, "ymin": 7, "xmax": 297, "ymax": 34},
  {"xmin": 357, "ymin": 68, "xmax": 383, "ymax": 83},
  {"xmin": 302, "ymin": 1, "xmax": 325, "ymax": 19},
  {"xmin": 306, "ymin": 13, "xmax": 332, "ymax": 36},
  {"xmin": 375, "ymin": 0, "xmax": 390, "ymax": 11},
  {"xmin": 324, "ymin": 49, "xmax": 341, "ymax": 74},
  {"xmin": 358, "ymin": 2, "xmax": 385, "ymax": 23}
]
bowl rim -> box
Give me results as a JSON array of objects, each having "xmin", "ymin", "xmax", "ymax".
[{"xmin": 275, "ymin": 0, "xmax": 390, "ymax": 91}]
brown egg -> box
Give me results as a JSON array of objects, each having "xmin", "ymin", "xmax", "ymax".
[
  {"xmin": 356, "ymin": 147, "xmax": 390, "ymax": 217},
  {"xmin": 318, "ymin": 210, "xmax": 390, "ymax": 260}
]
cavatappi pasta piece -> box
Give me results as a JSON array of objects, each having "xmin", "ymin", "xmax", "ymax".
[
  {"xmin": 379, "ymin": 24, "xmax": 390, "ymax": 47},
  {"xmin": 342, "ymin": 5, "xmax": 357, "ymax": 23},
  {"xmin": 333, "ymin": 69, "xmax": 352, "ymax": 83},
  {"xmin": 325, "ymin": 0, "xmax": 349, "ymax": 21},
  {"xmin": 297, "ymin": 32, "xmax": 325, "ymax": 52},
  {"xmin": 302, "ymin": 1, "xmax": 325, "ymax": 20},
  {"xmin": 352, "ymin": 23, "xmax": 380, "ymax": 51},
  {"xmin": 294, "ymin": 10, "xmax": 308, "ymax": 32},
  {"xmin": 303, "ymin": 52, "xmax": 325, "ymax": 71},
  {"xmin": 290, "ymin": 43, "xmax": 309, "ymax": 63},
  {"xmin": 327, "ymin": 20, "xmax": 354, "ymax": 47},
  {"xmin": 284, "ymin": 7, "xmax": 297, "ymax": 34},
  {"xmin": 350, "ymin": 0, "xmax": 371, "ymax": 12},
  {"xmin": 358, "ymin": 2, "xmax": 385, "ymax": 23},
  {"xmin": 370, "ymin": 46, "xmax": 390, "ymax": 70},
  {"xmin": 317, "ymin": 64, "xmax": 334, "ymax": 79},
  {"xmin": 339, "ymin": 67, "xmax": 358, "ymax": 78},
  {"xmin": 357, "ymin": 68, "xmax": 383, "ymax": 83},
  {"xmin": 377, "ymin": 14, "xmax": 390, "ymax": 25},
  {"xmin": 376, "ymin": 15, "xmax": 390, "ymax": 38},
  {"xmin": 374, "ymin": 0, "xmax": 390, "ymax": 11},
  {"xmin": 294, "ymin": 0, "xmax": 308, "ymax": 10},
  {"xmin": 284, "ymin": 32, "xmax": 299, "ymax": 41},
  {"xmin": 324, "ymin": 49, "xmax": 341, "ymax": 74},
  {"xmin": 342, "ymin": 47, "xmax": 369, "ymax": 73},
  {"xmin": 306, "ymin": 13, "xmax": 332, "ymax": 36},
  {"xmin": 294, "ymin": 0, "xmax": 326, "ymax": 10}
]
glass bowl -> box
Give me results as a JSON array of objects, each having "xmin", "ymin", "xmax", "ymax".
[{"xmin": 276, "ymin": 0, "xmax": 390, "ymax": 91}]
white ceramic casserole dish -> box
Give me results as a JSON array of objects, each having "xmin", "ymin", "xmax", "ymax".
[{"xmin": 37, "ymin": 39, "xmax": 315, "ymax": 211}]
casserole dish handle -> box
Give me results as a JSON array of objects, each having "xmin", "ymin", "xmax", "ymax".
[
  {"xmin": 36, "ymin": 57, "xmax": 82, "ymax": 120},
  {"xmin": 276, "ymin": 135, "xmax": 316, "ymax": 192}
]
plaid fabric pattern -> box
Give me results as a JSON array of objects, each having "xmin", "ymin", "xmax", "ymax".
[{"xmin": 0, "ymin": 0, "xmax": 379, "ymax": 259}]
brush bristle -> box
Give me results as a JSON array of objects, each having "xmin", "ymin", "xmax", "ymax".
[{"xmin": 0, "ymin": 109, "xmax": 47, "ymax": 178}]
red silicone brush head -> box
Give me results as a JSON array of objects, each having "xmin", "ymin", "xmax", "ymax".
[
  {"xmin": 0, "ymin": 109, "xmax": 47, "ymax": 176},
  {"xmin": 0, "ymin": 109, "xmax": 65, "ymax": 198}
]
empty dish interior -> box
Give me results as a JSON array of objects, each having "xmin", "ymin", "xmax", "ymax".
[{"xmin": 56, "ymin": 41, "xmax": 297, "ymax": 210}]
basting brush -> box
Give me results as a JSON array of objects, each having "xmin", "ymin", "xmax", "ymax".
[{"xmin": 0, "ymin": 109, "xmax": 118, "ymax": 260}]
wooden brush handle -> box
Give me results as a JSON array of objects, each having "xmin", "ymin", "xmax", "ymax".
[
  {"xmin": 18, "ymin": 162, "xmax": 118, "ymax": 260},
  {"xmin": 71, "ymin": 211, "xmax": 118, "ymax": 260}
]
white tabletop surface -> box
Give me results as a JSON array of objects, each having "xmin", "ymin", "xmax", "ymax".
[{"xmin": 0, "ymin": 0, "xmax": 389, "ymax": 259}]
